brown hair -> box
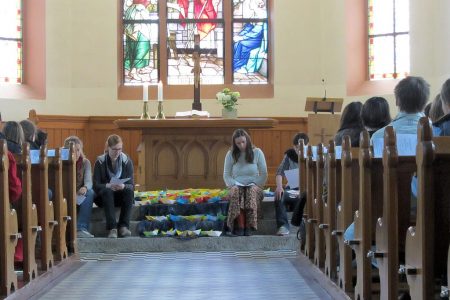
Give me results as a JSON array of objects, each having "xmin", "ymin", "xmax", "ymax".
[
  {"xmin": 106, "ymin": 134, "xmax": 122, "ymax": 149},
  {"xmin": 2, "ymin": 121, "xmax": 24, "ymax": 145},
  {"xmin": 231, "ymin": 129, "xmax": 254, "ymax": 163},
  {"xmin": 64, "ymin": 135, "xmax": 85, "ymax": 157}
]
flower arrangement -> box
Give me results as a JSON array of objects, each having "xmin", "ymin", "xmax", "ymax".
[{"xmin": 216, "ymin": 88, "xmax": 240, "ymax": 111}]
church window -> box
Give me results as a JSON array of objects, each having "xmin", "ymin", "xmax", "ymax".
[
  {"xmin": 0, "ymin": 0, "xmax": 23, "ymax": 84},
  {"xmin": 368, "ymin": 0, "xmax": 409, "ymax": 80},
  {"xmin": 120, "ymin": 0, "xmax": 272, "ymax": 98}
]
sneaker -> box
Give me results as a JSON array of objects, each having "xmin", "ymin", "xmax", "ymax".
[
  {"xmin": 276, "ymin": 226, "xmax": 290, "ymax": 236},
  {"xmin": 119, "ymin": 227, "xmax": 131, "ymax": 238},
  {"xmin": 108, "ymin": 229, "xmax": 118, "ymax": 239},
  {"xmin": 77, "ymin": 230, "xmax": 94, "ymax": 238}
]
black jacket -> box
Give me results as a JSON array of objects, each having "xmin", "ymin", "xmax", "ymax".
[{"xmin": 93, "ymin": 152, "xmax": 134, "ymax": 193}]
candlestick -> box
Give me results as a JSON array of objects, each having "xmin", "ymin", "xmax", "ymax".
[
  {"xmin": 154, "ymin": 101, "xmax": 166, "ymax": 120},
  {"xmin": 158, "ymin": 81, "xmax": 163, "ymax": 102},
  {"xmin": 140, "ymin": 101, "xmax": 150, "ymax": 120},
  {"xmin": 143, "ymin": 83, "xmax": 148, "ymax": 102}
]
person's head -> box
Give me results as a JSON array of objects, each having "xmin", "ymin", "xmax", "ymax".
[
  {"xmin": 106, "ymin": 134, "xmax": 123, "ymax": 161},
  {"xmin": 35, "ymin": 129, "xmax": 48, "ymax": 147},
  {"xmin": 339, "ymin": 101, "xmax": 363, "ymax": 130},
  {"xmin": 394, "ymin": 76, "xmax": 430, "ymax": 113},
  {"xmin": 440, "ymin": 79, "xmax": 450, "ymax": 115},
  {"xmin": 231, "ymin": 129, "xmax": 254, "ymax": 163},
  {"xmin": 429, "ymin": 94, "xmax": 444, "ymax": 122},
  {"xmin": 292, "ymin": 132, "xmax": 309, "ymax": 149},
  {"xmin": 19, "ymin": 119, "xmax": 37, "ymax": 143},
  {"xmin": 361, "ymin": 97, "xmax": 391, "ymax": 131},
  {"xmin": 64, "ymin": 136, "xmax": 84, "ymax": 161},
  {"xmin": 424, "ymin": 102, "xmax": 432, "ymax": 117},
  {"xmin": 2, "ymin": 121, "xmax": 24, "ymax": 145}
]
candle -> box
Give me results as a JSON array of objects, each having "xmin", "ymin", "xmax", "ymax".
[
  {"xmin": 143, "ymin": 83, "xmax": 148, "ymax": 102},
  {"xmin": 158, "ymin": 81, "xmax": 163, "ymax": 102}
]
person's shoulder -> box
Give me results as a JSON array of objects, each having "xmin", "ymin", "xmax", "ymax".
[
  {"xmin": 83, "ymin": 157, "xmax": 92, "ymax": 166},
  {"xmin": 253, "ymin": 147, "xmax": 265, "ymax": 156},
  {"xmin": 120, "ymin": 152, "xmax": 132, "ymax": 164},
  {"xmin": 370, "ymin": 127, "xmax": 385, "ymax": 140},
  {"xmin": 95, "ymin": 153, "xmax": 106, "ymax": 164}
]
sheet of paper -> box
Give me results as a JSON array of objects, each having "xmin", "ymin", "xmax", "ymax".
[
  {"xmin": 110, "ymin": 177, "xmax": 130, "ymax": 184},
  {"xmin": 77, "ymin": 194, "xmax": 86, "ymax": 205},
  {"xmin": 284, "ymin": 168, "xmax": 299, "ymax": 189},
  {"xmin": 372, "ymin": 134, "xmax": 417, "ymax": 158}
]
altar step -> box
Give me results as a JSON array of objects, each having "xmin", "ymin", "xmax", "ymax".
[{"xmin": 79, "ymin": 198, "xmax": 300, "ymax": 253}]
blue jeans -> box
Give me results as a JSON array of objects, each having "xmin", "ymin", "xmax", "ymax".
[
  {"xmin": 77, "ymin": 189, "xmax": 94, "ymax": 231},
  {"xmin": 274, "ymin": 190, "xmax": 299, "ymax": 229}
]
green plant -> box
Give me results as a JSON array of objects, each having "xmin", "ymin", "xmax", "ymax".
[{"xmin": 216, "ymin": 88, "xmax": 240, "ymax": 111}]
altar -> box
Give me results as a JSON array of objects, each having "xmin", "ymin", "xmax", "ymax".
[{"xmin": 114, "ymin": 118, "xmax": 277, "ymax": 190}]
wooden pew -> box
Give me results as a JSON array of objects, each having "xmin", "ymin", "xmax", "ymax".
[
  {"xmin": 13, "ymin": 143, "xmax": 40, "ymax": 282},
  {"xmin": 405, "ymin": 118, "xmax": 450, "ymax": 299},
  {"xmin": 319, "ymin": 141, "xmax": 339, "ymax": 279},
  {"xmin": 0, "ymin": 140, "xmax": 20, "ymax": 296},
  {"xmin": 31, "ymin": 146, "xmax": 57, "ymax": 271},
  {"xmin": 349, "ymin": 130, "xmax": 384, "ymax": 300},
  {"xmin": 334, "ymin": 136, "xmax": 359, "ymax": 292},
  {"xmin": 304, "ymin": 145, "xmax": 315, "ymax": 259},
  {"xmin": 298, "ymin": 139, "xmax": 306, "ymax": 251},
  {"xmin": 373, "ymin": 126, "xmax": 416, "ymax": 299},
  {"xmin": 47, "ymin": 148, "xmax": 70, "ymax": 261},
  {"xmin": 61, "ymin": 145, "xmax": 77, "ymax": 254},
  {"xmin": 312, "ymin": 143, "xmax": 326, "ymax": 268}
]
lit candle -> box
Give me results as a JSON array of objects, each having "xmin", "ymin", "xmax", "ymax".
[
  {"xmin": 158, "ymin": 81, "xmax": 163, "ymax": 102},
  {"xmin": 143, "ymin": 83, "xmax": 148, "ymax": 102}
]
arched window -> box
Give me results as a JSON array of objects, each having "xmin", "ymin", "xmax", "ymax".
[
  {"xmin": 119, "ymin": 0, "xmax": 272, "ymax": 100},
  {"xmin": 368, "ymin": 0, "xmax": 409, "ymax": 80},
  {"xmin": 0, "ymin": 1, "xmax": 23, "ymax": 84}
]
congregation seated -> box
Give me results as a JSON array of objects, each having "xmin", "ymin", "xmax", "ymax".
[
  {"xmin": 223, "ymin": 129, "xmax": 267, "ymax": 236},
  {"xmin": 274, "ymin": 132, "xmax": 308, "ymax": 236},
  {"xmin": 93, "ymin": 134, "xmax": 134, "ymax": 239},
  {"xmin": 63, "ymin": 136, "xmax": 95, "ymax": 238},
  {"xmin": 334, "ymin": 101, "xmax": 364, "ymax": 147}
]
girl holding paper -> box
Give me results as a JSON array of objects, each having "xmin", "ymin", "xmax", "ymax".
[
  {"xmin": 93, "ymin": 134, "xmax": 134, "ymax": 238},
  {"xmin": 223, "ymin": 129, "xmax": 267, "ymax": 236},
  {"xmin": 63, "ymin": 136, "xmax": 95, "ymax": 238}
]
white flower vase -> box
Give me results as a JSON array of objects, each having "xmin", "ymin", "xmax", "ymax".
[{"xmin": 222, "ymin": 108, "xmax": 238, "ymax": 119}]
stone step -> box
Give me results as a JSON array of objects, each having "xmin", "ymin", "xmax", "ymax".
[{"xmin": 77, "ymin": 235, "xmax": 300, "ymax": 254}]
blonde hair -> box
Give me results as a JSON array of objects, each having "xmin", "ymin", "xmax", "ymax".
[{"xmin": 64, "ymin": 135, "xmax": 85, "ymax": 157}]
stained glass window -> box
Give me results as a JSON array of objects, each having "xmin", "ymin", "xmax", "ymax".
[
  {"xmin": 0, "ymin": 0, "xmax": 22, "ymax": 84},
  {"xmin": 123, "ymin": 0, "xmax": 159, "ymax": 85},
  {"xmin": 368, "ymin": 0, "xmax": 409, "ymax": 80},
  {"xmin": 166, "ymin": 0, "xmax": 224, "ymax": 85},
  {"xmin": 232, "ymin": 0, "xmax": 268, "ymax": 84},
  {"xmin": 121, "ymin": 0, "xmax": 271, "ymax": 89}
]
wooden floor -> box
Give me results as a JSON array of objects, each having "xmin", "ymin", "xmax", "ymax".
[{"xmin": 8, "ymin": 251, "xmax": 349, "ymax": 300}]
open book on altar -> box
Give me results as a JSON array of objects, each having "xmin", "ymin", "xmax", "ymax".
[{"xmin": 175, "ymin": 110, "xmax": 210, "ymax": 118}]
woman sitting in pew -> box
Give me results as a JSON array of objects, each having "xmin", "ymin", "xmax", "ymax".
[
  {"xmin": 433, "ymin": 79, "xmax": 450, "ymax": 136},
  {"xmin": 64, "ymin": 136, "xmax": 95, "ymax": 238},
  {"xmin": 334, "ymin": 101, "xmax": 364, "ymax": 147},
  {"xmin": 2, "ymin": 121, "xmax": 25, "ymax": 154},
  {"xmin": 19, "ymin": 119, "xmax": 40, "ymax": 150},
  {"xmin": 93, "ymin": 134, "xmax": 134, "ymax": 239},
  {"xmin": 223, "ymin": 129, "xmax": 268, "ymax": 236},
  {"xmin": 360, "ymin": 97, "xmax": 391, "ymax": 138}
]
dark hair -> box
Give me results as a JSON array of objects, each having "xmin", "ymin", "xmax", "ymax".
[
  {"xmin": 2, "ymin": 121, "xmax": 24, "ymax": 145},
  {"xmin": 20, "ymin": 119, "xmax": 37, "ymax": 143},
  {"xmin": 361, "ymin": 97, "xmax": 391, "ymax": 130},
  {"xmin": 395, "ymin": 76, "xmax": 430, "ymax": 113},
  {"xmin": 338, "ymin": 101, "xmax": 363, "ymax": 131},
  {"xmin": 231, "ymin": 129, "xmax": 254, "ymax": 163},
  {"xmin": 429, "ymin": 94, "xmax": 444, "ymax": 122},
  {"xmin": 424, "ymin": 102, "xmax": 432, "ymax": 117},
  {"xmin": 106, "ymin": 134, "xmax": 122, "ymax": 148},
  {"xmin": 35, "ymin": 129, "xmax": 48, "ymax": 147},
  {"xmin": 440, "ymin": 79, "xmax": 450, "ymax": 106},
  {"xmin": 292, "ymin": 132, "xmax": 309, "ymax": 145}
]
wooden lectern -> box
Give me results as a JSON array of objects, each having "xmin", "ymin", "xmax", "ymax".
[{"xmin": 305, "ymin": 97, "xmax": 343, "ymax": 145}]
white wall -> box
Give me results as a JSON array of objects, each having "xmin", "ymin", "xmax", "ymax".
[{"xmin": 0, "ymin": 0, "xmax": 448, "ymax": 121}]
